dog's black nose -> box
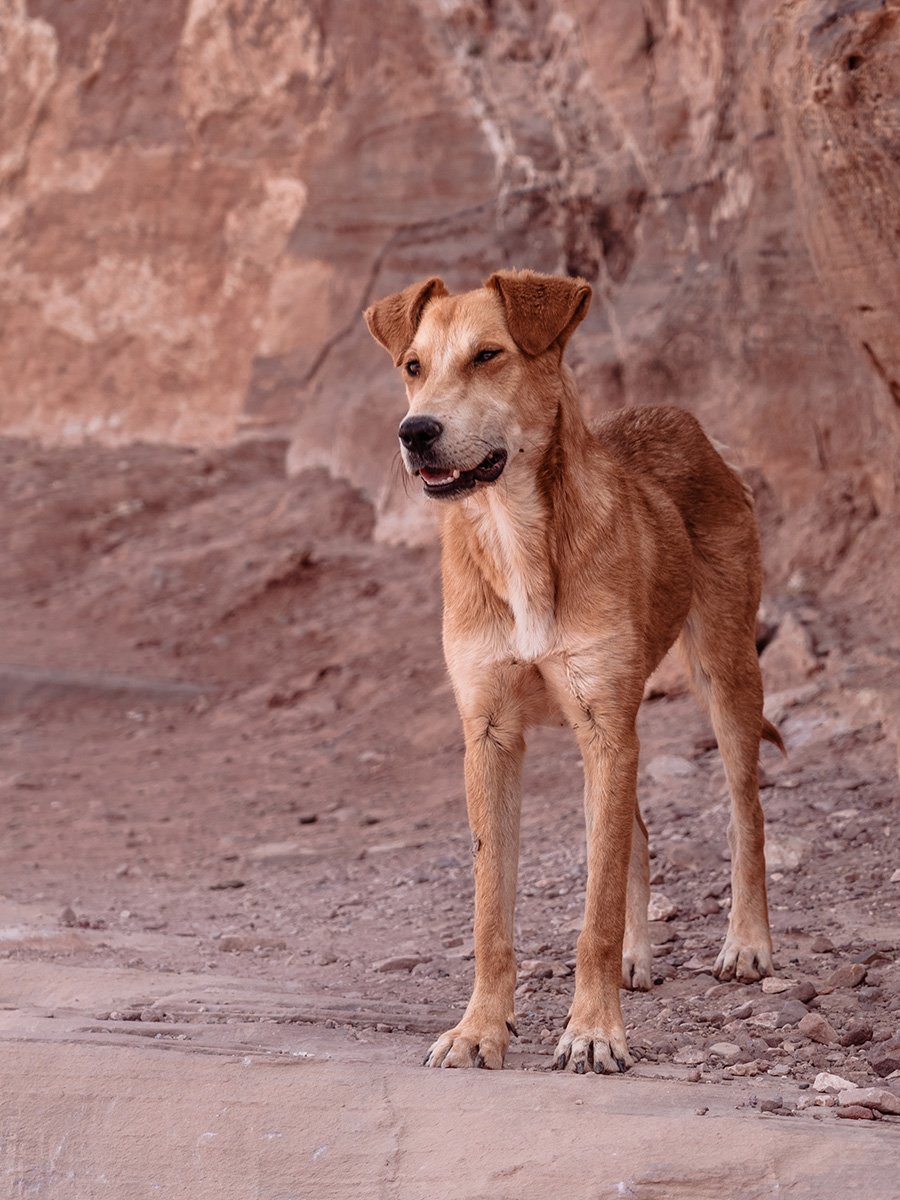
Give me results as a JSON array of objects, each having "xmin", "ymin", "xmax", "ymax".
[{"xmin": 399, "ymin": 414, "xmax": 443, "ymax": 451}]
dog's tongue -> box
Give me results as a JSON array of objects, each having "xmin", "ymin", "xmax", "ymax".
[{"xmin": 421, "ymin": 467, "xmax": 456, "ymax": 485}]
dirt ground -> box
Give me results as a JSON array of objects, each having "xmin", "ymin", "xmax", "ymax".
[{"xmin": 1, "ymin": 435, "xmax": 899, "ymax": 1197}]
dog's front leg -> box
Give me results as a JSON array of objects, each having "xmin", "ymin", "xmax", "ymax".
[
  {"xmin": 554, "ymin": 706, "xmax": 639, "ymax": 1074},
  {"xmin": 425, "ymin": 705, "xmax": 523, "ymax": 1069}
]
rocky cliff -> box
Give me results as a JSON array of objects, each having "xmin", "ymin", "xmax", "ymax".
[{"xmin": 2, "ymin": 0, "xmax": 898, "ymax": 547}]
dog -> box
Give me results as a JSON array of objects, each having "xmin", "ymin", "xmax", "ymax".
[{"xmin": 364, "ymin": 269, "xmax": 784, "ymax": 1074}]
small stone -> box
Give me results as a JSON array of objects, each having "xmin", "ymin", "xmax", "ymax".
[
  {"xmin": 768, "ymin": 1063, "xmax": 791, "ymax": 1077},
  {"xmin": 759, "ymin": 1097, "xmax": 783, "ymax": 1113},
  {"xmin": 726, "ymin": 1061, "xmax": 759, "ymax": 1077},
  {"xmin": 799, "ymin": 1013, "xmax": 838, "ymax": 1044},
  {"xmin": 731, "ymin": 1002, "xmax": 754, "ymax": 1020},
  {"xmin": 708, "ymin": 1042, "xmax": 742, "ymax": 1064},
  {"xmin": 645, "ymin": 755, "xmax": 697, "ymax": 786},
  {"xmin": 372, "ymin": 955, "xmax": 427, "ymax": 973},
  {"xmin": 648, "ymin": 892, "xmax": 678, "ymax": 921},
  {"xmin": 673, "ymin": 1047, "xmax": 706, "ymax": 1065},
  {"xmin": 648, "ymin": 920, "xmax": 675, "ymax": 945},
  {"xmin": 786, "ymin": 981, "xmax": 817, "ymax": 1004},
  {"xmin": 837, "ymin": 1088, "xmax": 900, "ymax": 1115},
  {"xmin": 813, "ymin": 1071, "xmax": 856, "ymax": 1092},
  {"xmin": 869, "ymin": 1042, "xmax": 900, "ymax": 1077},
  {"xmin": 762, "ymin": 977, "xmax": 794, "ymax": 994},
  {"xmin": 774, "ymin": 1000, "xmax": 810, "ymax": 1028},
  {"xmin": 697, "ymin": 897, "xmax": 720, "ymax": 916},
  {"xmin": 826, "ymin": 963, "xmax": 867, "ymax": 989},
  {"xmin": 841, "ymin": 1019, "xmax": 874, "ymax": 1047},
  {"xmin": 764, "ymin": 833, "xmax": 808, "ymax": 872},
  {"xmin": 219, "ymin": 934, "xmax": 287, "ymax": 952},
  {"xmin": 811, "ymin": 936, "xmax": 834, "ymax": 953},
  {"xmin": 59, "ymin": 906, "xmax": 78, "ymax": 927},
  {"xmin": 520, "ymin": 959, "xmax": 554, "ymax": 979},
  {"xmin": 837, "ymin": 1105, "xmax": 875, "ymax": 1120},
  {"xmin": 889, "ymin": 868, "xmax": 900, "ymax": 884},
  {"xmin": 208, "ymin": 879, "xmax": 246, "ymax": 890}
]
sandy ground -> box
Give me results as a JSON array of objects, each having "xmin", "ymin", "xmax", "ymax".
[{"xmin": 1, "ymin": 436, "xmax": 899, "ymax": 1197}]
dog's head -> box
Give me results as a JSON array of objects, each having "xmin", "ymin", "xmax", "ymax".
[{"xmin": 364, "ymin": 270, "xmax": 591, "ymax": 500}]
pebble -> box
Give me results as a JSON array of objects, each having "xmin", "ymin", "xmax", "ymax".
[
  {"xmin": 811, "ymin": 936, "xmax": 834, "ymax": 953},
  {"xmin": 645, "ymin": 755, "xmax": 697, "ymax": 785},
  {"xmin": 890, "ymin": 868, "xmax": 900, "ymax": 884},
  {"xmin": 59, "ymin": 905, "xmax": 78, "ymax": 927},
  {"xmin": 219, "ymin": 934, "xmax": 287, "ymax": 952},
  {"xmin": 708, "ymin": 1042, "xmax": 742, "ymax": 1064},
  {"xmin": 648, "ymin": 920, "xmax": 675, "ymax": 945},
  {"xmin": 798, "ymin": 1013, "xmax": 839, "ymax": 1044},
  {"xmin": 761, "ymin": 977, "xmax": 794, "ymax": 995},
  {"xmin": 725, "ymin": 1061, "xmax": 759, "ymax": 1077},
  {"xmin": 837, "ymin": 1105, "xmax": 875, "ymax": 1120},
  {"xmin": 813, "ymin": 1071, "xmax": 856, "ymax": 1092},
  {"xmin": 764, "ymin": 833, "xmax": 807, "ymax": 872},
  {"xmin": 759, "ymin": 1098, "xmax": 783, "ymax": 1113},
  {"xmin": 673, "ymin": 1047, "xmax": 706, "ymax": 1065},
  {"xmin": 372, "ymin": 955, "xmax": 428, "ymax": 973},
  {"xmin": 774, "ymin": 1000, "xmax": 809, "ymax": 1028},
  {"xmin": 826, "ymin": 963, "xmax": 867, "ymax": 989},
  {"xmin": 647, "ymin": 892, "xmax": 678, "ymax": 922},
  {"xmin": 838, "ymin": 1088, "xmax": 900, "ymax": 1115},
  {"xmin": 870, "ymin": 1042, "xmax": 900, "ymax": 1077},
  {"xmin": 731, "ymin": 1002, "xmax": 754, "ymax": 1020},
  {"xmin": 840, "ymin": 1019, "xmax": 874, "ymax": 1047},
  {"xmin": 786, "ymin": 981, "xmax": 817, "ymax": 1004}
]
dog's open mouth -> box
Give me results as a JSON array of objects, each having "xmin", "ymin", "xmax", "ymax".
[{"xmin": 417, "ymin": 449, "xmax": 507, "ymax": 497}]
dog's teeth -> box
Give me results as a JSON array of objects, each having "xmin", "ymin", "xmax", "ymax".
[{"xmin": 452, "ymin": 470, "xmax": 460, "ymax": 479}]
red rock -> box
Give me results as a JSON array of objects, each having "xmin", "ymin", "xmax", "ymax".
[
  {"xmin": 826, "ymin": 964, "xmax": 867, "ymax": 989},
  {"xmin": 837, "ymin": 1106, "xmax": 875, "ymax": 1121},
  {"xmin": 838, "ymin": 1088, "xmax": 900, "ymax": 1116},
  {"xmin": 798, "ymin": 1013, "xmax": 839, "ymax": 1045},
  {"xmin": 840, "ymin": 1020, "xmax": 874, "ymax": 1048}
]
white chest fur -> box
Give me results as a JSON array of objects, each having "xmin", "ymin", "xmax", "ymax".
[{"xmin": 472, "ymin": 486, "xmax": 555, "ymax": 662}]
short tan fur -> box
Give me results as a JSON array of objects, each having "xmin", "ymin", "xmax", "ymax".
[{"xmin": 364, "ymin": 269, "xmax": 784, "ymax": 1074}]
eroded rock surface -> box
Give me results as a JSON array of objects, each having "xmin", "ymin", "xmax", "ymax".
[{"xmin": 2, "ymin": 1, "xmax": 898, "ymax": 539}]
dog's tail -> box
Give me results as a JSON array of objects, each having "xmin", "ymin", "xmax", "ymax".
[{"xmin": 761, "ymin": 717, "xmax": 786, "ymax": 757}]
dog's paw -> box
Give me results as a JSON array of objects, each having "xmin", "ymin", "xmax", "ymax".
[
  {"xmin": 424, "ymin": 1018, "xmax": 512, "ymax": 1069},
  {"xmin": 621, "ymin": 944, "xmax": 653, "ymax": 991},
  {"xmin": 552, "ymin": 1016, "xmax": 632, "ymax": 1075},
  {"xmin": 713, "ymin": 933, "xmax": 773, "ymax": 982}
]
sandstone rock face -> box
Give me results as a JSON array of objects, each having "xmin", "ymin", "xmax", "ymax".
[{"xmin": 2, "ymin": 0, "xmax": 898, "ymax": 545}]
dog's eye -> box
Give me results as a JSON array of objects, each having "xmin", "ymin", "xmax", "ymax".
[
  {"xmin": 404, "ymin": 359, "xmax": 421, "ymax": 378},
  {"xmin": 473, "ymin": 348, "xmax": 502, "ymax": 366}
]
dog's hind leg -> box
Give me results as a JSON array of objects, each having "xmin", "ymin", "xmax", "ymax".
[
  {"xmin": 622, "ymin": 801, "xmax": 652, "ymax": 991},
  {"xmin": 679, "ymin": 612, "xmax": 775, "ymax": 982}
]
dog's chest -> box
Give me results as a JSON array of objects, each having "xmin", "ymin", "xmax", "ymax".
[{"xmin": 473, "ymin": 493, "xmax": 555, "ymax": 662}]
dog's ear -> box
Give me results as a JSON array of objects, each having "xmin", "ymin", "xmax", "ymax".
[
  {"xmin": 363, "ymin": 277, "xmax": 449, "ymax": 365},
  {"xmin": 484, "ymin": 269, "xmax": 591, "ymax": 357}
]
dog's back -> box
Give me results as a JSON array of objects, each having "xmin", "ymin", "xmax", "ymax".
[{"xmin": 596, "ymin": 405, "xmax": 753, "ymax": 535}]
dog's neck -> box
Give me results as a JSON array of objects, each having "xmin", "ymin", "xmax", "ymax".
[{"xmin": 448, "ymin": 373, "xmax": 595, "ymax": 659}]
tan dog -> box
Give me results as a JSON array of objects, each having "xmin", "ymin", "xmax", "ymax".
[{"xmin": 364, "ymin": 270, "xmax": 784, "ymax": 1074}]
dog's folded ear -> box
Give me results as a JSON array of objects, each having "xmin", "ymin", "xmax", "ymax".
[
  {"xmin": 363, "ymin": 277, "xmax": 449, "ymax": 365},
  {"xmin": 485, "ymin": 269, "xmax": 591, "ymax": 357}
]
